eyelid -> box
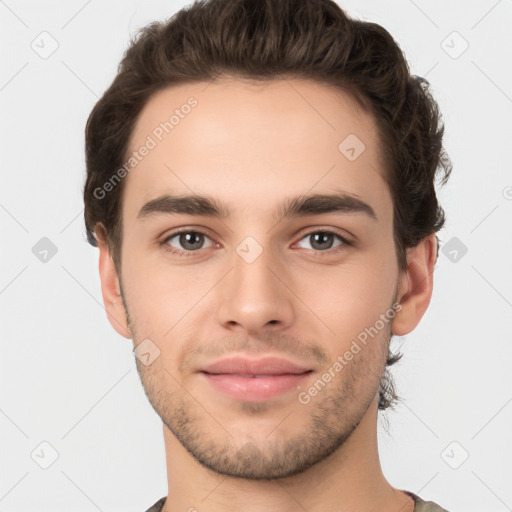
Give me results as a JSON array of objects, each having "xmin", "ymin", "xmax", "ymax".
[
  {"xmin": 293, "ymin": 226, "xmax": 354, "ymax": 246},
  {"xmin": 161, "ymin": 225, "xmax": 214, "ymax": 240},
  {"xmin": 161, "ymin": 227, "xmax": 216, "ymax": 250}
]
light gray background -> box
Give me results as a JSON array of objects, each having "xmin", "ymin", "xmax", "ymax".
[{"xmin": 0, "ymin": 0, "xmax": 511, "ymax": 511}]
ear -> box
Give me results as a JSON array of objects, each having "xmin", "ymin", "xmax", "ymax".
[
  {"xmin": 96, "ymin": 224, "xmax": 132, "ymax": 339},
  {"xmin": 392, "ymin": 233, "xmax": 438, "ymax": 336}
]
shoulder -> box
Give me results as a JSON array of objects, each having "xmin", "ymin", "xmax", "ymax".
[
  {"xmin": 144, "ymin": 493, "xmax": 452, "ymax": 512},
  {"xmin": 404, "ymin": 490, "xmax": 451, "ymax": 512},
  {"xmin": 144, "ymin": 497, "xmax": 166, "ymax": 512}
]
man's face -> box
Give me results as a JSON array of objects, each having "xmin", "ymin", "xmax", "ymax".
[{"xmin": 114, "ymin": 77, "xmax": 402, "ymax": 479}]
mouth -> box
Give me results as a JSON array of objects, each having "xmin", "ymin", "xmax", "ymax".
[{"xmin": 199, "ymin": 356, "xmax": 314, "ymax": 402}]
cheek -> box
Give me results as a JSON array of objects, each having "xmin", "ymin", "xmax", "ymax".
[
  {"xmin": 301, "ymin": 254, "xmax": 398, "ymax": 341},
  {"xmin": 121, "ymin": 253, "xmax": 209, "ymax": 336}
]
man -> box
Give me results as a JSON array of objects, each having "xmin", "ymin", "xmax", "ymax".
[{"xmin": 83, "ymin": 0, "xmax": 453, "ymax": 510}]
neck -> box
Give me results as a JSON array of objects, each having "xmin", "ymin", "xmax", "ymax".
[{"xmin": 160, "ymin": 396, "xmax": 414, "ymax": 512}]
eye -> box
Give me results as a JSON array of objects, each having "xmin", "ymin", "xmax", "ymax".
[
  {"xmin": 295, "ymin": 230, "xmax": 350, "ymax": 252},
  {"xmin": 160, "ymin": 228, "xmax": 351, "ymax": 258},
  {"xmin": 162, "ymin": 229, "xmax": 214, "ymax": 256}
]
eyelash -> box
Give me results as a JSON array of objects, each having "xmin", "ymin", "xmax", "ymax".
[{"xmin": 160, "ymin": 228, "xmax": 352, "ymax": 258}]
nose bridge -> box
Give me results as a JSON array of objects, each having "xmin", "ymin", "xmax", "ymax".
[
  {"xmin": 233, "ymin": 235, "xmax": 276, "ymax": 291},
  {"xmin": 216, "ymin": 234, "xmax": 294, "ymax": 331},
  {"xmin": 232, "ymin": 234, "xmax": 282, "ymax": 302}
]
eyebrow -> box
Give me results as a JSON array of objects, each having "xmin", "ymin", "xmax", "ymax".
[{"xmin": 137, "ymin": 192, "xmax": 378, "ymax": 222}]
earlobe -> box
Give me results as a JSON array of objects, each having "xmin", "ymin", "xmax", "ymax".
[
  {"xmin": 96, "ymin": 225, "xmax": 132, "ymax": 339},
  {"xmin": 391, "ymin": 233, "xmax": 438, "ymax": 336}
]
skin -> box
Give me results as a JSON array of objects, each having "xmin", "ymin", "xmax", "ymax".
[{"xmin": 97, "ymin": 77, "xmax": 437, "ymax": 512}]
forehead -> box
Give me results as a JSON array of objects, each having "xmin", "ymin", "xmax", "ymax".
[{"xmin": 122, "ymin": 77, "xmax": 390, "ymax": 223}]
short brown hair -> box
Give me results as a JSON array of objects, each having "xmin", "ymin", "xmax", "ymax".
[{"xmin": 83, "ymin": 0, "xmax": 452, "ymax": 411}]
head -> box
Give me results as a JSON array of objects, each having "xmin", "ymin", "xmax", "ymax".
[{"xmin": 83, "ymin": 0, "xmax": 451, "ymax": 479}]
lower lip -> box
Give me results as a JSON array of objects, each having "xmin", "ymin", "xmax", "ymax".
[{"xmin": 201, "ymin": 372, "xmax": 311, "ymax": 402}]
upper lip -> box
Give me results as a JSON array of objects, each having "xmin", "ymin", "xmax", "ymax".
[{"xmin": 200, "ymin": 356, "xmax": 312, "ymax": 375}]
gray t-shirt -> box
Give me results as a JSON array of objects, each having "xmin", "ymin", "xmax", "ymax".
[{"xmin": 145, "ymin": 490, "xmax": 450, "ymax": 511}]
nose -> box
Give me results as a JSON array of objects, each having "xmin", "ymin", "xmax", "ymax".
[{"xmin": 216, "ymin": 241, "xmax": 295, "ymax": 335}]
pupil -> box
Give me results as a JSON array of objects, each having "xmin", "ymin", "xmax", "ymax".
[
  {"xmin": 181, "ymin": 232, "xmax": 203, "ymax": 250},
  {"xmin": 312, "ymin": 232, "xmax": 333, "ymax": 250}
]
